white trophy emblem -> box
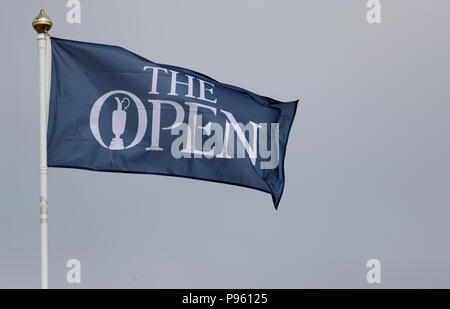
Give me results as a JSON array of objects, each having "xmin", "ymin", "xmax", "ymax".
[{"xmin": 109, "ymin": 97, "xmax": 130, "ymax": 150}]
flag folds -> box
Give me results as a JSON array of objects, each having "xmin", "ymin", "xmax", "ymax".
[{"xmin": 48, "ymin": 38, "xmax": 298, "ymax": 208}]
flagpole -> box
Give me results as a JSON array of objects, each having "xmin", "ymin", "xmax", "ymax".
[{"xmin": 33, "ymin": 9, "xmax": 52, "ymax": 289}]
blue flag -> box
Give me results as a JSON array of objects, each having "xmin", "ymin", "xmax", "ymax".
[{"xmin": 48, "ymin": 38, "xmax": 298, "ymax": 209}]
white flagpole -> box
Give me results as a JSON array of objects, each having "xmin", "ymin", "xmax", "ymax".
[{"xmin": 33, "ymin": 9, "xmax": 52, "ymax": 289}]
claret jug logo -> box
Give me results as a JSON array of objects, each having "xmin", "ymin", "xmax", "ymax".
[{"xmin": 90, "ymin": 90, "xmax": 147, "ymax": 150}]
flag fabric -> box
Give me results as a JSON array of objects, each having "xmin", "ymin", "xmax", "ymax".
[{"xmin": 47, "ymin": 37, "xmax": 298, "ymax": 209}]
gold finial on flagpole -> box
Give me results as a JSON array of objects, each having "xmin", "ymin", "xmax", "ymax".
[{"xmin": 32, "ymin": 9, "xmax": 52, "ymax": 34}]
